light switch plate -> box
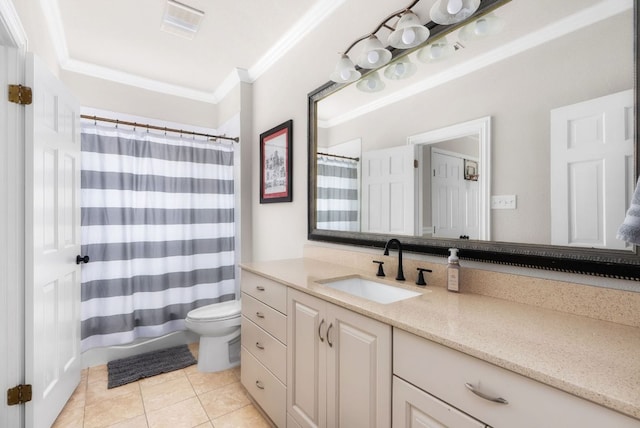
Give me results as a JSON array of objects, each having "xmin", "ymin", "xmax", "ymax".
[{"xmin": 491, "ymin": 195, "xmax": 517, "ymax": 209}]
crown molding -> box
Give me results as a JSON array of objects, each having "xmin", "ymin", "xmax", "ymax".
[
  {"xmin": 248, "ymin": 0, "xmax": 346, "ymax": 81},
  {"xmin": 63, "ymin": 58, "xmax": 221, "ymax": 103},
  {"xmin": 0, "ymin": 0, "xmax": 27, "ymax": 49},
  {"xmin": 323, "ymin": 0, "xmax": 632, "ymax": 128},
  {"xmin": 43, "ymin": 0, "xmax": 346, "ymax": 104}
]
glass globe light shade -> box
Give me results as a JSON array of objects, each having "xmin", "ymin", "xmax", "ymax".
[
  {"xmin": 329, "ymin": 54, "xmax": 361, "ymax": 83},
  {"xmin": 356, "ymin": 35, "xmax": 392, "ymax": 69},
  {"xmin": 356, "ymin": 71, "xmax": 386, "ymax": 93},
  {"xmin": 388, "ymin": 11, "xmax": 429, "ymax": 49},
  {"xmin": 430, "ymin": 0, "xmax": 480, "ymax": 25}
]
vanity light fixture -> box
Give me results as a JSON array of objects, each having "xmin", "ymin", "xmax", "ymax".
[
  {"xmin": 417, "ymin": 36, "xmax": 456, "ymax": 63},
  {"xmin": 356, "ymin": 35, "xmax": 393, "ymax": 69},
  {"xmin": 384, "ymin": 58, "xmax": 417, "ymax": 80},
  {"xmin": 328, "ymin": 0, "xmax": 483, "ymax": 85},
  {"xmin": 388, "ymin": 10, "xmax": 430, "ymax": 49},
  {"xmin": 330, "ymin": 54, "xmax": 362, "ymax": 83},
  {"xmin": 356, "ymin": 71, "xmax": 386, "ymax": 92},
  {"xmin": 430, "ymin": 0, "xmax": 480, "ymax": 25},
  {"xmin": 458, "ymin": 14, "xmax": 505, "ymax": 41}
]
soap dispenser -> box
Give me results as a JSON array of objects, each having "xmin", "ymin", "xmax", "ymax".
[{"xmin": 447, "ymin": 248, "xmax": 460, "ymax": 293}]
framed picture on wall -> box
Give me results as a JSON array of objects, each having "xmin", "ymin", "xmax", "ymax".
[
  {"xmin": 260, "ymin": 120, "xmax": 293, "ymax": 203},
  {"xmin": 464, "ymin": 159, "xmax": 479, "ymax": 181}
]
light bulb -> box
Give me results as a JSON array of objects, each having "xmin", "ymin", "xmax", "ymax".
[
  {"xmin": 367, "ymin": 50, "xmax": 380, "ymax": 64},
  {"xmin": 446, "ymin": 0, "xmax": 463, "ymax": 14},
  {"xmin": 475, "ymin": 18, "xmax": 488, "ymax": 35},
  {"xmin": 340, "ymin": 69, "xmax": 351, "ymax": 80},
  {"xmin": 367, "ymin": 79, "xmax": 376, "ymax": 90},
  {"xmin": 395, "ymin": 63, "xmax": 406, "ymax": 77},
  {"xmin": 402, "ymin": 28, "xmax": 416, "ymax": 45}
]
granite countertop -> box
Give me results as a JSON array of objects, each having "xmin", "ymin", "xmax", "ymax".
[{"xmin": 240, "ymin": 257, "xmax": 640, "ymax": 421}]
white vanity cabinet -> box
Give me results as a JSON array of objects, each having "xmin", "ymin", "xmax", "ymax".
[
  {"xmin": 287, "ymin": 288, "xmax": 392, "ymax": 428},
  {"xmin": 240, "ymin": 270, "xmax": 288, "ymax": 428},
  {"xmin": 393, "ymin": 328, "xmax": 640, "ymax": 428}
]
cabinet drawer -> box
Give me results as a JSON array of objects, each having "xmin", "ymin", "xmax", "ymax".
[
  {"xmin": 393, "ymin": 329, "xmax": 639, "ymax": 428},
  {"xmin": 241, "ymin": 270, "xmax": 287, "ymax": 314},
  {"xmin": 241, "ymin": 347, "xmax": 286, "ymax": 428},
  {"xmin": 393, "ymin": 376, "xmax": 486, "ymax": 427},
  {"xmin": 242, "ymin": 293, "xmax": 287, "ymax": 344},
  {"xmin": 241, "ymin": 316, "xmax": 286, "ymax": 384}
]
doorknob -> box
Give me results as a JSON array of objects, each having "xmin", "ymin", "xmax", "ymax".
[{"xmin": 76, "ymin": 255, "xmax": 90, "ymax": 264}]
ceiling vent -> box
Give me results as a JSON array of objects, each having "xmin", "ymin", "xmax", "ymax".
[{"xmin": 161, "ymin": 0, "xmax": 204, "ymax": 40}]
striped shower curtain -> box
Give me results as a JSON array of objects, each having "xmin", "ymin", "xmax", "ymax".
[
  {"xmin": 316, "ymin": 155, "xmax": 360, "ymax": 231},
  {"xmin": 80, "ymin": 124, "xmax": 236, "ymax": 351}
]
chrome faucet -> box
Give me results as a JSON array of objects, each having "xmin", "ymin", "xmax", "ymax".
[{"xmin": 383, "ymin": 238, "xmax": 405, "ymax": 281}]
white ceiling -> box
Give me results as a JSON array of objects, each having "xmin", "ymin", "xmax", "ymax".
[{"xmin": 47, "ymin": 0, "xmax": 346, "ymax": 103}]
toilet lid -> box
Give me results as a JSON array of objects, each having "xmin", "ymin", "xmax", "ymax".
[{"xmin": 187, "ymin": 299, "xmax": 241, "ymax": 321}]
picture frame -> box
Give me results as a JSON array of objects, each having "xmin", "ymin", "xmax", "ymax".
[
  {"xmin": 260, "ymin": 120, "xmax": 293, "ymax": 203},
  {"xmin": 464, "ymin": 159, "xmax": 479, "ymax": 181}
]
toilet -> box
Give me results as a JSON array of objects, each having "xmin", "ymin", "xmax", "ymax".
[{"xmin": 184, "ymin": 299, "xmax": 242, "ymax": 372}]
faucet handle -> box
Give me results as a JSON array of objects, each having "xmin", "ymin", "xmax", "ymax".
[
  {"xmin": 373, "ymin": 260, "xmax": 385, "ymax": 277},
  {"xmin": 416, "ymin": 268, "xmax": 432, "ymax": 286}
]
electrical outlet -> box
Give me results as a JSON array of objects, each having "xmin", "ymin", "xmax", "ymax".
[{"xmin": 491, "ymin": 195, "xmax": 517, "ymax": 209}]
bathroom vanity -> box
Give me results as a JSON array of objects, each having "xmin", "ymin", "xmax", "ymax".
[{"xmin": 239, "ymin": 257, "xmax": 640, "ymax": 428}]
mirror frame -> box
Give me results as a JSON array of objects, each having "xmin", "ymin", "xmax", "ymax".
[{"xmin": 308, "ymin": 1, "xmax": 640, "ymax": 281}]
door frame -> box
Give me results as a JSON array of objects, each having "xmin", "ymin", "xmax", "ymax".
[
  {"xmin": 408, "ymin": 116, "xmax": 492, "ymax": 241},
  {"xmin": 0, "ymin": 1, "xmax": 28, "ymax": 427}
]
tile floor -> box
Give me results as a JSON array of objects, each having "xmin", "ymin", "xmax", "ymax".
[{"xmin": 52, "ymin": 344, "xmax": 272, "ymax": 428}]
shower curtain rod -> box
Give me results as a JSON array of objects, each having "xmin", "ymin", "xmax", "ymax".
[
  {"xmin": 80, "ymin": 114, "xmax": 240, "ymax": 143},
  {"xmin": 317, "ymin": 151, "xmax": 360, "ymax": 161}
]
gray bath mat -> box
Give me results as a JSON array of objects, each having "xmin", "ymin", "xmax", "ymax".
[{"xmin": 107, "ymin": 344, "xmax": 197, "ymax": 388}]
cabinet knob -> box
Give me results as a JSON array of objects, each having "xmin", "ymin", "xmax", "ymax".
[
  {"xmin": 326, "ymin": 323, "xmax": 334, "ymax": 347},
  {"xmin": 255, "ymin": 380, "xmax": 265, "ymax": 390},
  {"xmin": 256, "ymin": 312, "xmax": 265, "ymax": 319},
  {"xmin": 256, "ymin": 285, "xmax": 265, "ymax": 291},
  {"xmin": 255, "ymin": 342, "xmax": 265, "ymax": 350},
  {"xmin": 464, "ymin": 382, "xmax": 508, "ymax": 404}
]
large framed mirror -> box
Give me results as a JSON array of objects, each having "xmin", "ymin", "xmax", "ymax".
[{"xmin": 308, "ymin": 0, "xmax": 640, "ymax": 280}]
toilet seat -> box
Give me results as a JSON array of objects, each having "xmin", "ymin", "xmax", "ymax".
[{"xmin": 186, "ymin": 299, "xmax": 241, "ymax": 322}]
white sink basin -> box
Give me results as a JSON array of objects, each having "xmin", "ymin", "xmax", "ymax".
[{"xmin": 319, "ymin": 276, "xmax": 422, "ymax": 304}]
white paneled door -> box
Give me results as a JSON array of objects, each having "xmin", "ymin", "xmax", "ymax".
[
  {"xmin": 550, "ymin": 89, "xmax": 634, "ymax": 250},
  {"xmin": 25, "ymin": 53, "xmax": 82, "ymax": 428},
  {"xmin": 361, "ymin": 145, "xmax": 416, "ymax": 235}
]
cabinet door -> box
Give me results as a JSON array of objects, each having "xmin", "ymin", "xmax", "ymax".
[
  {"xmin": 326, "ymin": 304, "xmax": 392, "ymax": 428},
  {"xmin": 393, "ymin": 376, "xmax": 486, "ymax": 428},
  {"xmin": 287, "ymin": 290, "xmax": 326, "ymax": 428}
]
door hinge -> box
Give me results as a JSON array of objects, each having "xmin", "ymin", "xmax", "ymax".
[
  {"xmin": 7, "ymin": 384, "xmax": 32, "ymax": 405},
  {"xmin": 8, "ymin": 84, "xmax": 33, "ymax": 105},
  {"xmin": 414, "ymin": 159, "xmax": 418, "ymax": 168}
]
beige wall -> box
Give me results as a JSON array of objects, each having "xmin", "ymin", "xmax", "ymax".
[
  {"xmin": 318, "ymin": 10, "xmax": 633, "ymax": 245},
  {"xmin": 12, "ymin": 0, "xmax": 636, "ymax": 283}
]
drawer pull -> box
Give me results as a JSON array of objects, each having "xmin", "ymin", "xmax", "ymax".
[
  {"xmin": 256, "ymin": 311, "xmax": 265, "ymax": 318},
  {"xmin": 326, "ymin": 323, "xmax": 334, "ymax": 347},
  {"xmin": 256, "ymin": 285, "xmax": 265, "ymax": 291},
  {"xmin": 464, "ymin": 383, "xmax": 509, "ymax": 405},
  {"xmin": 318, "ymin": 319, "xmax": 326, "ymax": 342},
  {"xmin": 255, "ymin": 342, "xmax": 265, "ymax": 350},
  {"xmin": 256, "ymin": 380, "xmax": 265, "ymax": 390}
]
